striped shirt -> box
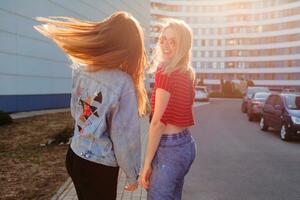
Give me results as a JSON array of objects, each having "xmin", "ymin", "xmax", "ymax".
[{"xmin": 151, "ymin": 66, "xmax": 195, "ymax": 127}]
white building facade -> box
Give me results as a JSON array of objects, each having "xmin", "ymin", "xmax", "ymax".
[
  {"xmin": 0, "ymin": 0, "xmax": 150, "ymax": 112},
  {"xmin": 150, "ymin": 0, "xmax": 300, "ymax": 91}
]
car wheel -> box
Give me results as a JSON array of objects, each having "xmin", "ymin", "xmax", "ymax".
[
  {"xmin": 248, "ymin": 113, "xmax": 253, "ymax": 121},
  {"xmin": 241, "ymin": 104, "xmax": 247, "ymax": 113},
  {"xmin": 280, "ymin": 124, "xmax": 291, "ymax": 141},
  {"xmin": 260, "ymin": 117, "xmax": 268, "ymax": 131}
]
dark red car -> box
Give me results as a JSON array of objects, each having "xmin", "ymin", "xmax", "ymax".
[{"xmin": 247, "ymin": 92, "xmax": 270, "ymax": 121}]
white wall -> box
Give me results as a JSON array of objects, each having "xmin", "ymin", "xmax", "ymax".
[{"xmin": 0, "ymin": 0, "xmax": 150, "ymax": 96}]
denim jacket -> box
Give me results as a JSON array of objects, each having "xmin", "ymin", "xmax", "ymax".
[{"xmin": 70, "ymin": 68, "xmax": 141, "ymax": 184}]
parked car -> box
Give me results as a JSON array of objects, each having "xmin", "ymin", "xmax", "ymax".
[
  {"xmin": 282, "ymin": 88, "xmax": 297, "ymax": 93},
  {"xmin": 241, "ymin": 86, "xmax": 270, "ymax": 113},
  {"xmin": 195, "ymin": 86, "xmax": 209, "ymax": 102},
  {"xmin": 260, "ymin": 93, "xmax": 300, "ymax": 141},
  {"xmin": 247, "ymin": 92, "xmax": 270, "ymax": 121}
]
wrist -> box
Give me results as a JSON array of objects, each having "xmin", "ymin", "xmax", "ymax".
[
  {"xmin": 143, "ymin": 161, "xmax": 151, "ymax": 168},
  {"xmin": 127, "ymin": 176, "xmax": 138, "ymax": 185}
]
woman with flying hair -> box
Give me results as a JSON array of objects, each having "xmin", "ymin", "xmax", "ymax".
[
  {"xmin": 140, "ymin": 18, "xmax": 197, "ymax": 200},
  {"xmin": 34, "ymin": 11, "xmax": 149, "ymax": 200}
]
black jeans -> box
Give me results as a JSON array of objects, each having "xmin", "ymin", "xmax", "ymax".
[{"xmin": 65, "ymin": 147, "xmax": 119, "ymax": 200}]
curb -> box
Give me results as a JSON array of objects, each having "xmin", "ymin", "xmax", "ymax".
[
  {"xmin": 10, "ymin": 108, "xmax": 70, "ymax": 119},
  {"xmin": 194, "ymin": 102, "xmax": 210, "ymax": 107},
  {"xmin": 51, "ymin": 178, "xmax": 72, "ymax": 200}
]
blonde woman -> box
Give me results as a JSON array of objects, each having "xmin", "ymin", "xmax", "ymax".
[
  {"xmin": 141, "ymin": 19, "xmax": 196, "ymax": 200},
  {"xmin": 35, "ymin": 11, "xmax": 149, "ymax": 200}
]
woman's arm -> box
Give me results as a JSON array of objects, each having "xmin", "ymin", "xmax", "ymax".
[{"xmin": 141, "ymin": 88, "xmax": 170, "ymax": 189}]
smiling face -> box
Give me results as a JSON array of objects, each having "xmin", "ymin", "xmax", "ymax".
[{"xmin": 159, "ymin": 27, "xmax": 177, "ymax": 61}]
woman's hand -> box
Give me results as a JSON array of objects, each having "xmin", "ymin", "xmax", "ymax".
[
  {"xmin": 124, "ymin": 182, "xmax": 138, "ymax": 191},
  {"xmin": 140, "ymin": 165, "xmax": 152, "ymax": 190}
]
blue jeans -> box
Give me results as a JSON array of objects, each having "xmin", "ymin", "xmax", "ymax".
[{"xmin": 147, "ymin": 129, "xmax": 196, "ymax": 200}]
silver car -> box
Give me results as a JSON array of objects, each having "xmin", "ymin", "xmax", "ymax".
[{"xmin": 195, "ymin": 86, "xmax": 209, "ymax": 102}]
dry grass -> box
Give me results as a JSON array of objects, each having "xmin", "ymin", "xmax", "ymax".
[{"xmin": 0, "ymin": 112, "xmax": 74, "ymax": 200}]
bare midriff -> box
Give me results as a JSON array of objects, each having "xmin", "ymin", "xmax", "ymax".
[{"xmin": 162, "ymin": 123, "xmax": 187, "ymax": 135}]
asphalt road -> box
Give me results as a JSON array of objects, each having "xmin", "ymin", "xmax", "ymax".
[{"xmin": 183, "ymin": 99, "xmax": 300, "ymax": 200}]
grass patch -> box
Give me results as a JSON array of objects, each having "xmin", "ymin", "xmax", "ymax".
[{"xmin": 0, "ymin": 111, "xmax": 74, "ymax": 200}]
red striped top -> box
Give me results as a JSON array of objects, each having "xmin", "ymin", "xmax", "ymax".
[{"xmin": 151, "ymin": 66, "xmax": 195, "ymax": 127}]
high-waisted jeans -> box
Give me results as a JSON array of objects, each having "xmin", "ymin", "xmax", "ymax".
[{"xmin": 147, "ymin": 129, "xmax": 197, "ymax": 200}]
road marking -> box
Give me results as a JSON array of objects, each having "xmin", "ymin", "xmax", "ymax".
[{"xmin": 194, "ymin": 102, "xmax": 210, "ymax": 107}]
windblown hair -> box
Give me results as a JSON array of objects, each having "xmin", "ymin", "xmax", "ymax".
[
  {"xmin": 153, "ymin": 18, "xmax": 195, "ymax": 81},
  {"xmin": 34, "ymin": 11, "xmax": 149, "ymax": 116}
]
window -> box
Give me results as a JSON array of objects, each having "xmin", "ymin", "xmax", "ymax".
[
  {"xmin": 266, "ymin": 95, "xmax": 276, "ymax": 105},
  {"xmin": 284, "ymin": 95, "xmax": 300, "ymax": 109},
  {"xmin": 274, "ymin": 96, "xmax": 283, "ymax": 107},
  {"xmin": 192, "ymin": 62, "xmax": 197, "ymax": 68}
]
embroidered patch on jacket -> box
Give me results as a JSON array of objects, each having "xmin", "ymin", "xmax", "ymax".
[
  {"xmin": 77, "ymin": 92, "xmax": 103, "ymax": 135},
  {"xmin": 94, "ymin": 92, "xmax": 103, "ymax": 104}
]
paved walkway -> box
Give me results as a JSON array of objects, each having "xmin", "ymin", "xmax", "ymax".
[{"xmin": 52, "ymin": 117, "xmax": 150, "ymax": 200}]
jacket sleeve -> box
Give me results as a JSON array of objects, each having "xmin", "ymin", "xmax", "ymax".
[{"xmin": 109, "ymin": 89, "xmax": 141, "ymax": 184}]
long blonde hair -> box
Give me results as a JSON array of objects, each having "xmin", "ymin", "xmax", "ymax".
[
  {"xmin": 153, "ymin": 18, "xmax": 195, "ymax": 80},
  {"xmin": 34, "ymin": 11, "xmax": 149, "ymax": 116}
]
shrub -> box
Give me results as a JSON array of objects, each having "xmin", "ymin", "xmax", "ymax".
[
  {"xmin": 0, "ymin": 110, "xmax": 13, "ymax": 126},
  {"xmin": 51, "ymin": 126, "xmax": 74, "ymax": 145},
  {"xmin": 231, "ymin": 89, "xmax": 243, "ymax": 98},
  {"xmin": 222, "ymin": 80, "xmax": 234, "ymax": 95},
  {"xmin": 209, "ymin": 91, "xmax": 242, "ymax": 99},
  {"xmin": 209, "ymin": 91, "xmax": 223, "ymax": 98}
]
